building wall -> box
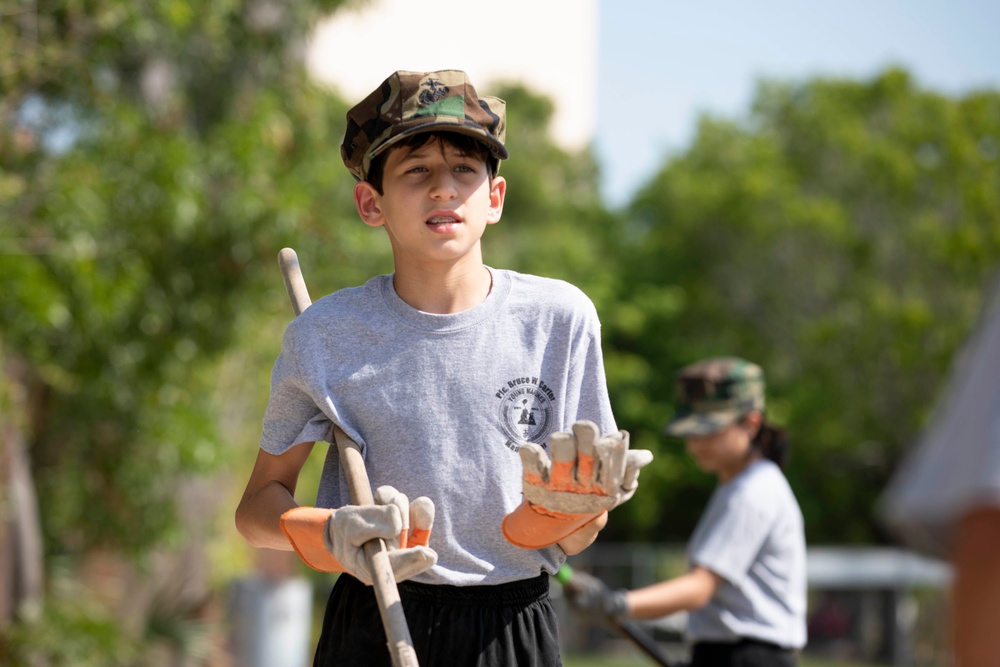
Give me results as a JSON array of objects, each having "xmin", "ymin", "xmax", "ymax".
[{"xmin": 305, "ymin": 0, "xmax": 599, "ymax": 150}]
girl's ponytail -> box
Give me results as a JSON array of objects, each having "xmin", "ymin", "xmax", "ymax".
[{"xmin": 754, "ymin": 422, "xmax": 790, "ymax": 469}]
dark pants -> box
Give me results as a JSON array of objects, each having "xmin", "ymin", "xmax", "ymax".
[
  {"xmin": 689, "ymin": 638, "xmax": 797, "ymax": 667},
  {"xmin": 313, "ymin": 573, "xmax": 563, "ymax": 667}
]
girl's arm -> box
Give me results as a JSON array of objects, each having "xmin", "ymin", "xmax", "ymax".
[{"xmin": 625, "ymin": 566, "xmax": 722, "ymax": 620}]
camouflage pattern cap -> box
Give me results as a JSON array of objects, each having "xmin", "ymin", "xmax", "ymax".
[
  {"xmin": 341, "ymin": 69, "xmax": 509, "ymax": 182},
  {"xmin": 663, "ymin": 357, "xmax": 766, "ymax": 437}
]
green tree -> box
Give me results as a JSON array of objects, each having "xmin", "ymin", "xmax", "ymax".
[
  {"xmin": 600, "ymin": 68, "xmax": 1000, "ymax": 544},
  {"xmin": 0, "ymin": 0, "xmax": 361, "ymax": 661},
  {"xmin": 484, "ymin": 83, "xmax": 619, "ymax": 298}
]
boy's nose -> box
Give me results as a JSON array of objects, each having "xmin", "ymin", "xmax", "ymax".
[{"xmin": 429, "ymin": 172, "xmax": 458, "ymax": 199}]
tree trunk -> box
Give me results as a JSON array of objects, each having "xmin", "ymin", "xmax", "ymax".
[{"xmin": 0, "ymin": 353, "xmax": 44, "ymax": 627}]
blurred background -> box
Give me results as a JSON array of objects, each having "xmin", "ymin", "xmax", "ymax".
[{"xmin": 2, "ymin": 0, "xmax": 999, "ymax": 665}]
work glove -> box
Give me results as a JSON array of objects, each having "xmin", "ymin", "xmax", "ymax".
[
  {"xmin": 564, "ymin": 569, "xmax": 630, "ymax": 620},
  {"xmin": 280, "ymin": 485, "xmax": 437, "ymax": 584},
  {"xmin": 502, "ymin": 420, "xmax": 654, "ymax": 549}
]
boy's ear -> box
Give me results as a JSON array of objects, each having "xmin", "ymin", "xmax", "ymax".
[
  {"xmin": 486, "ymin": 176, "xmax": 506, "ymax": 225},
  {"xmin": 354, "ymin": 181, "xmax": 385, "ymax": 227}
]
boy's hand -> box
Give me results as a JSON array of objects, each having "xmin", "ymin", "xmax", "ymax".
[
  {"xmin": 326, "ymin": 486, "xmax": 437, "ymax": 585},
  {"xmin": 502, "ymin": 420, "xmax": 654, "ymax": 549},
  {"xmin": 281, "ymin": 485, "xmax": 437, "ymax": 584}
]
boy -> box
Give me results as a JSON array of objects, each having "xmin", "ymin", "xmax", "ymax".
[{"xmin": 235, "ymin": 69, "xmax": 652, "ymax": 666}]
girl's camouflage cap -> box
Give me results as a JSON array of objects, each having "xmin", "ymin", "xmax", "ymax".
[
  {"xmin": 664, "ymin": 357, "xmax": 766, "ymax": 437},
  {"xmin": 341, "ymin": 69, "xmax": 509, "ymax": 182}
]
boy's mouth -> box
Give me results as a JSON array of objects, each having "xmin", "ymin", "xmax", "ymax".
[{"xmin": 427, "ymin": 214, "xmax": 461, "ymax": 227}]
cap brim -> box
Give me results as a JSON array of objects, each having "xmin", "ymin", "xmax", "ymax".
[
  {"xmin": 663, "ymin": 409, "xmax": 742, "ymax": 438},
  {"xmin": 371, "ymin": 121, "xmax": 509, "ymax": 162}
]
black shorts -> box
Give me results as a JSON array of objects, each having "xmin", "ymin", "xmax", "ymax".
[
  {"xmin": 689, "ymin": 638, "xmax": 797, "ymax": 667},
  {"xmin": 313, "ymin": 572, "xmax": 563, "ymax": 667}
]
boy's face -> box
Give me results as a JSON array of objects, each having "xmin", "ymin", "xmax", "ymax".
[{"xmin": 353, "ymin": 137, "xmax": 506, "ymax": 268}]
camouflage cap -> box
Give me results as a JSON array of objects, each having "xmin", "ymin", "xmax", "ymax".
[
  {"xmin": 341, "ymin": 69, "xmax": 509, "ymax": 182},
  {"xmin": 663, "ymin": 357, "xmax": 766, "ymax": 438}
]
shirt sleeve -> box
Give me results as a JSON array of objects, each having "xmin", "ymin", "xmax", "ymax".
[{"xmin": 260, "ymin": 327, "xmax": 331, "ymax": 454}]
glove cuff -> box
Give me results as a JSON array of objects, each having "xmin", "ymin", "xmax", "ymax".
[
  {"xmin": 502, "ymin": 499, "xmax": 601, "ymax": 549},
  {"xmin": 606, "ymin": 589, "xmax": 630, "ymax": 620},
  {"xmin": 280, "ymin": 506, "xmax": 346, "ymax": 573}
]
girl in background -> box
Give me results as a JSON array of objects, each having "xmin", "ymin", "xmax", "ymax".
[{"xmin": 567, "ymin": 356, "xmax": 807, "ymax": 667}]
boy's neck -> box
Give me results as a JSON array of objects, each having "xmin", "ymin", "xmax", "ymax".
[{"xmin": 392, "ymin": 261, "xmax": 494, "ymax": 315}]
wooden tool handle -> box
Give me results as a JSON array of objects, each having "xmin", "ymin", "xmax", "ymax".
[
  {"xmin": 278, "ymin": 248, "xmax": 419, "ymax": 667},
  {"xmin": 278, "ymin": 247, "xmax": 313, "ymax": 317}
]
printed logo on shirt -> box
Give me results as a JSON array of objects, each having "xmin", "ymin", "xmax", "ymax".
[{"xmin": 495, "ymin": 376, "xmax": 556, "ymax": 451}]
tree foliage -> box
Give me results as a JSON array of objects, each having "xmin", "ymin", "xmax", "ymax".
[
  {"xmin": 600, "ymin": 68, "xmax": 1000, "ymax": 544},
  {"xmin": 1, "ymin": 0, "xmax": 360, "ymax": 659},
  {"xmin": 1, "ymin": 0, "xmax": 367, "ymax": 557}
]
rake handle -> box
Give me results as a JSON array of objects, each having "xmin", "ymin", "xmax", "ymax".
[{"xmin": 278, "ymin": 247, "xmax": 419, "ymax": 667}]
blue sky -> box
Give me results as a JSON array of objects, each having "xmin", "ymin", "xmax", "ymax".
[{"xmin": 596, "ymin": 0, "xmax": 1000, "ymax": 207}]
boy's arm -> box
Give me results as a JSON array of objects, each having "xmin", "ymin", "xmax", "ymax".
[
  {"xmin": 235, "ymin": 442, "xmax": 316, "ymax": 550},
  {"xmin": 236, "ymin": 441, "xmax": 438, "ymax": 582}
]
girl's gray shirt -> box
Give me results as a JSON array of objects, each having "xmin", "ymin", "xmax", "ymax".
[
  {"xmin": 686, "ymin": 458, "xmax": 808, "ymax": 649},
  {"xmin": 261, "ymin": 268, "xmax": 617, "ymax": 586}
]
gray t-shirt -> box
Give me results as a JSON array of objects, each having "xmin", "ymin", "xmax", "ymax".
[
  {"xmin": 261, "ymin": 268, "xmax": 617, "ymax": 586},
  {"xmin": 686, "ymin": 459, "xmax": 807, "ymax": 649}
]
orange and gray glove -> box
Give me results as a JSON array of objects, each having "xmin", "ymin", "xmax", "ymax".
[
  {"xmin": 280, "ymin": 485, "xmax": 437, "ymax": 585},
  {"xmin": 502, "ymin": 420, "xmax": 654, "ymax": 549}
]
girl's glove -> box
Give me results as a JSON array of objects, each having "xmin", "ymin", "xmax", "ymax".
[
  {"xmin": 502, "ymin": 420, "xmax": 654, "ymax": 549},
  {"xmin": 564, "ymin": 569, "xmax": 629, "ymax": 620},
  {"xmin": 280, "ymin": 485, "xmax": 437, "ymax": 585}
]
